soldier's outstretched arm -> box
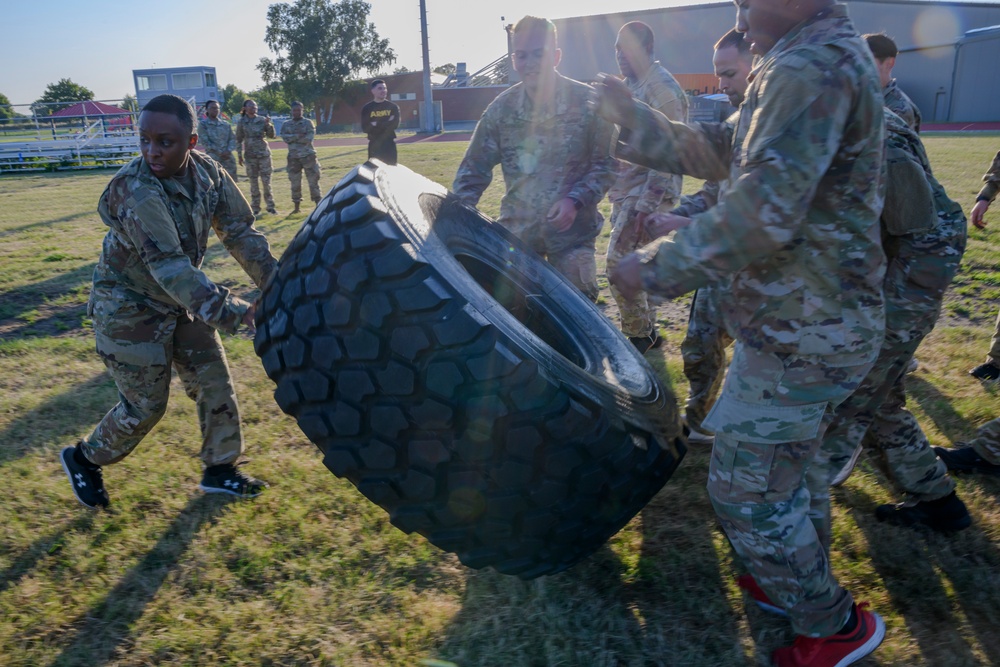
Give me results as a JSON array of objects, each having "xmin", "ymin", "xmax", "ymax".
[{"xmin": 212, "ymin": 174, "xmax": 278, "ymax": 289}]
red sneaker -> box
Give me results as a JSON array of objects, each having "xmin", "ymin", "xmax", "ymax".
[
  {"xmin": 737, "ymin": 574, "xmax": 787, "ymax": 616},
  {"xmin": 772, "ymin": 602, "xmax": 885, "ymax": 667}
]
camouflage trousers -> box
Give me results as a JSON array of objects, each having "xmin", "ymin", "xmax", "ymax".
[
  {"xmin": 681, "ymin": 285, "xmax": 733, "ymax": 433},
  {"xmin": 80, "ymin": 292, "xmax": 244, "ymax": 468},
  {"xmin": 704, "ymin": 343, "xmax": 877, "ymax": 637},
  {"xmin": 968, "ymin": 417, "xmax": 1000, "ymax": 464},
  {"xmin": 823, "ymin": 229, "xmax": 964, "ymax": 501},
  {"xmin": 244, "ymin": 155, "xmax": 275, "ymax": 213},
  {"xmin": 987, "ymin": 308, "xmax": 1000, "ymax": 364},
  {"xmin": 208, "ymin": 150, "xmax": 238, "ymax": 182},
  {"xmin": 287, "ymin": 153, "xmax": 322, "ymax": 204},
  {"xmin": 606, "ymin": 198, "xmax": 660, "ymax": 336},
  {"xmin": 547, "ymin": 240, "xmax": 599, "ymax": 302}
]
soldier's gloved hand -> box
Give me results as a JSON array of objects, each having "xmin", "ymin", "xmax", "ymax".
[
  {"xmin": 590, "ymin": 73, "xmax": 636, "ymax": 128},
  {"xmin": 609, "ymin": 252, "xmax": 644, "ymax": 301},
  {"xmin": 547, "ymin": 197, "xmax": 578, "ymax": 232},
  {"xmin": 970, "ymin": 199, "xmax": 990, "ymax": 229},
  {"xmin": 242, "ymin": 304, "xmax": 257, "ymax": 335},
  {"xmin": 645, "ymin": 212, "xmax": 691, "ymax": 240}
]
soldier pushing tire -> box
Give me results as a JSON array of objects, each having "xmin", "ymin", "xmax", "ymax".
[{"xmin": 253, "ymin": 161, "xmax": 685, "ymax": 578}]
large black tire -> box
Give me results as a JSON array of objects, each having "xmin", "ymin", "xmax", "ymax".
[{"xmin": 254, "ymin": 162, "xmax": 685, "ymax": 578}]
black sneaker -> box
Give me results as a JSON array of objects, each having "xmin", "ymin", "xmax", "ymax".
[
  {"xmin": 875, "ymin": 491, "xmax": 971, "ymax": 533},
  {"xmin": 60, "ymin": 444, "xmax": 109, "ymax": 509},
  {"xmin": 934, "ymin": 445, "xmax": 1000, "ymax": 475},
  {"xmin": 969, "ymin": 362, "xmax": 1000, "ymax": 381},
  {"xmin": 199, "ymin": 462, "xmax": 268, "ymax": 497},
  {"xmin": 629, "ymin": 331, "xmax": 663, "ymax": 354}
]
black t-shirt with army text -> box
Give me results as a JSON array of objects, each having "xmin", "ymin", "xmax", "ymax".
[{"xmin": 361, "ymin": 100, "xmax": 400, "ymax": 143}]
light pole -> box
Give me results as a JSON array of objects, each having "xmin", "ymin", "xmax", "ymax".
[{"xmin": 419, "ymin": 0, "xmax": 436, "ymax": 133}]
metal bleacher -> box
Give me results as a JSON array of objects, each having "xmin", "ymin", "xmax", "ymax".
[{"xmin": 0, "ymin": 120, "xmax": 140, "ymax": 173}]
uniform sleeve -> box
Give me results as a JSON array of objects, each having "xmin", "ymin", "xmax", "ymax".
[
  {"xmin": 567, "ymin": 110, "xmax": 618, "ymax": 209},
  {"xmin": 279, "ymin": 122, "xmax": 294, "ymax": 145},
  {"xmin": 212, "ymin": 171, "xmax": 278, "ymax": 291},
  {"xmin": 387, "ymin": 103, "xmax": 400, "ymax": 133},
  {"xmin": 225, "ymin": 124, "xmax": 237, "ymax": 153},
  {"xmin": 197, "ymin": 120, "xmax": 211, "ymax": 151},
  {"xmin": 265, "ymin": 120, "xmax": 276, "ymax": 139},
  {"xmin": 636, "ymin": 78, "xmax": 688, "ymax": 212},
  {"xmin": 673, "ymin": 180, "xmax": 721, "ymax": 218},
  {"xmin": 305, "ymin": 119, "xmax": 315, "ymax": 144},
  {"xmin": 639, "ymin": 60, "xmax": 861, "ymax": 297},
  {"xmin": 452, "ymin": 107, "xmax": 501, "ymax": 206},
  {"xmin": 978, "ymin": 150, "xmax": 1000, "ymax": 202},
  {"xmin": 111, "ymin": 179, "xmax": 252, "ymax": 333},
  {"xmin": 235, "ymin": 119, "xmax": 245, "ymax": 159}
]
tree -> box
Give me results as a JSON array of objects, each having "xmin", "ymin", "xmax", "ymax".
[
  {"xmin": 120, "ymin": 93, "xmax": 137, "ymax": 112},
  {"xmin": 249, "ymin": 83, "xmax": 290, "ymax": 116},
  {"xmin": 32, "ymin": 78, "xmax": 94, "ymax": 115},
  {"xmin": 433, "ymin": 63, "xmax": 456, "ymax": 76},
  {"xmin": 258, "ymin": 0, "xmax": 395, "ymax": 106},
  {"xmin": 393, "ymin": 66, "xmax": 411, "ymax": 74},
  {"xmin": 0, "ymin": 92, "xmax": 14, "ymax": 120},
  {"xmin": 221, "ymin": 83, "xmax": 249, "ymax": 118}
]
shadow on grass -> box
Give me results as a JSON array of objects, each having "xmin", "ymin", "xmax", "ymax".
[
  {"xmin": 429, "ymin": 446, "xmax": 752, "ymax": 666},
  {"xmin": 0, "ymin": 210, "xmax": 94, "ymax": 239},
  {"xmin": 839, "ymin": 483, "xmax": 1000, "ymax": 665},
  {"xmin": 905, "ymin": 375, "xmax": 975, "ymax": 444},
  {"xmin": 46, "ymin": 494, "xmax": 231, "ymax": 667},
  {"xmin": 0, "ymin": 262, "xmax": 95, "ymax": 322},
  {"xmin": 0, "ymin": 513, "xmax": 95, "ymax": 597},
  {"xmin": 0, "ymin": 371, "xmax": 117, "ymax": 466}
]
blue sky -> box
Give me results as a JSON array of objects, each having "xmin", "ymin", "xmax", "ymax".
[{"xmin": 2, "ymin": 0, "xmax": 700, "ymax": 106}]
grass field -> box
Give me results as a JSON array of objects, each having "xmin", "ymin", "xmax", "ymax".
[{"xmin": 1, "ymin": 135, "xmax": 1000, "ymax": 666}]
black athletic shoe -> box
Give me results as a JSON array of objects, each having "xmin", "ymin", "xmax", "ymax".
[
  {"xmin": 875, "ymin": 491, "xmax": 971, "ymax": 533},
  {"xmin": 969, "ymin": 362, "xmax": 1000, "ymax": 381},
  {"xmin": 199, "ymin": 462, "xmax": 268, "ymax": 497},
  {"xmin": 60, "ymin": 444, "xmax": 109, "ymax": 509},
  {"xmin": 934, "ymin": 445, "xmax": 1000, "ymax": 475},
  {"xmin": 629, "ymin": 332, "xmax": 663, "ymax": 354}
]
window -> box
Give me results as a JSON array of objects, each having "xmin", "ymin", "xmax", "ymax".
[
  {"xmin": 204, "ymin": 72, "xmax": 216, "ymax": 87},
  {"xmin": 390, "ymin": 93, "xmax": 416, "ymax": 101},
  {"xmin": 172, "ymin": 72, "xmax": 203, "ymax": 89},
  {"xmin": 137, "ymin": 74, "xmax": 167, "ymax": 91}
]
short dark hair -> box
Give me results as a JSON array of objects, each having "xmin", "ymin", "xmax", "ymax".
[
  {"xmin": 240, "ymin": 98, "xmax": 256, "ymax": 116},
  {"xmin": 715, "ymin": 28, "xmax": 751, "ymax": 55},
  {"xmin": 619, "ymin": 21, "xmax": 654, "ymax": 55},
  {"xmin": 513, "ymin": 15, "xmax": 557, "ymax": 47},
  {"xmin": 141, "ymin": 94, "xmax": 195, "ymax": 134},
  {"xmin": 864, "ymin": 32, "xmax": 898, "ymax": 60},
  {"xmin": 370, "ymin": 79, "xmax": 386, "ymax": 89},
  {"xmin": 291, "ymin": 100, "xmax": 303, "ymax": 108},
  {"xmin": 205, "ymin": 99, "xmax": 220, "ymax": 109}
]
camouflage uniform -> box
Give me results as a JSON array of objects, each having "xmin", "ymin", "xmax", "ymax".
[
  {"xmin": 235, "ymin": 114, "xmax": 276, "ymax": 214},
  {"xmin": 612, "ymin": 4, "xmax": 885, "ymax": 637},
  {"xmin": 884, "ymin": 78, "xmax": 921, "ymax": 133},
  {"xmin": 198, "ymin": 116, "xmax": 238, "ymax": 181},
  {"xmin": 453, "ymin": 73, "xmax": 617, "ymax": 300},
  {"xmin": 606, "ymin": 62, "xmax": 688, "ymax": 336},
  {"xmin": 965, "ymin": 417, "xmax": 1000, "ymax": 463},
  {"xmin": 976, "ymin": 151, "xmax": 1000, "ymax": 366},
  {"xmin": 280, "ymin": 116, "xmax": 322, "ymax": 205},
  {"xmin": 823, "ymin": 109, "xmax": 966, "ymax": 500},
  {"xmin": 673, "ymin": 177, "xmax": 732, "ymax": 434},
  {"xmin": 82, "ymin": 152, "xmax": 277, "ymax": 468}
]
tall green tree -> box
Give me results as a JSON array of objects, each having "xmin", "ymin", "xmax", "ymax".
[
  {"xmin": 32, "ymin": 78, "xmax": 94, "ymax": 115},
  {"xmin": 258, "ymin": 0, "xmax": 395, "ymax": 106},
  {"xmin": 0, "ymin": 92, "xmax": 14, "ymax": 120},
  {"xmin": 249, "ymin": 83, "xmax": 290, "ymax": 116},
  {"xmin": 221, "ymin": 83, "xmax": 249, "ymax": 118},
  {"xmin": 120, "ymin": 93, "xmax": 137, "ymax": 112}
]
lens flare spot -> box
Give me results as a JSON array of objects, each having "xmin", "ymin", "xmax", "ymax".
[{"xmin": 913, "ymin": 8, "xmax": 961, "ymax": 49}]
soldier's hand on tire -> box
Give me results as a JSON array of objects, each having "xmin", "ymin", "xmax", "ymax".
[
  {"xmin": 591, "ymin": 73, "xmax": 636, "ymax": 128},
  {"xmin": 610, "ymin": 252, "xmax": 644, "ymax": 300},
  {"xmin": 971, "ymin": 199, "xmax": 990, "ymax": 229},
  {"xmin": 645, "ymin": 212, "xmax": 692, "ymax": 239},
  {"xmin": 547, "ymin": 197, "xmax": 578, "ymax": 232}
]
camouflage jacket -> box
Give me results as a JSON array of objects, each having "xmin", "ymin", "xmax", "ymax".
[
  {"xmin": 608, "ymin": 61, "xmax": 688, "ymax": 212},
  {"xmin": 92, "ymin": 153, "xmax": 277, "ymax": 333},
  {"xmin": 280, "ymin": 117, "xmax": 317, "ymax": 158},
  {"xmin": 235, "ymin": 115, "xmax": 275, "ymax": 160},
  {"xmin": 453, "ymin": 73, "xmax": 618, "ymax": 255},
  {"xmin": 617, "ymin": 3, "xmax": 886, "ymax": 361},
  {"xmin": 198, "ymin": 117, "xmax": 236, "ymax": 157},
  {"xmin": 976, "ymin": 150, "xmax": 1000, "ymax": 203},
  {"xmin": 884, "ymin": 79, "xmax": 921, "ymax": 133},
  {"xmin": 671, "ymin": 113, "xmax": 739, "ymax": 218}
]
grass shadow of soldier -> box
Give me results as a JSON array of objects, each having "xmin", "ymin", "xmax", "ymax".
[
  {"xmin": 0, "ymin": 513, "xmax": 96, "ymax": 598},
  {"xmin": 836, "ymin": 481, "xmax": 1000, "ymax": 665},
  {"xmin": 904, "ymin": 374, "xmax": 979, "ymax": 444},
  {"xmin": 46, "ymin": 494, "xmax": 233, "ymax": 667},
  {"xmin": 0, "ymin": 262, "xmax": 96, "ymax": 324}
]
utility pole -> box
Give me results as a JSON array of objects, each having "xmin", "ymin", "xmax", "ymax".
[{"xmin": 419, "ymin": 0, "xmax": 436, "ymax": 133}]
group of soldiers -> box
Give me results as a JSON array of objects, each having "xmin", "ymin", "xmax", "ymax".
[
  {"xmin": 197, "ymin": 98, "xmax": 322, "ymax": 216},
  {"xmin": 452, "ymin": 10, "xmax": 998, "ymax": 666}
]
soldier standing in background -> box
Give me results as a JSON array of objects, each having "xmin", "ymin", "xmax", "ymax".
[
  {"xmin": 361, "ymin": 79, "xmax": 400, "ymax": 165},
  {"xmin": 453, "ymin": 15, "xmax": 617, "ymax": 301},
  {"xmin": 965, "ymin": 149, "xmax": 1000, "ymax": 381},
  {"xmin": 281, "ymin": 101, "xmax": 322, "ymax": 214},
  {"xmin": 236, "ymin": 99, "xmax": 277, "ymax": 216},
  {"xmin": 865, "ymin": 32, "xmax": 922, "ymax": 133},
  {"xmin": 198, "ymin": 100, "xmax": 238, "ymax": 181},
  {"xmin": 605, "ymin": 21, "xmax": 688, "ymax": 353},
  {"xmin": 59, "ymin": 94, "xmax": 277, "ymax": 509},
  {"xmin": 593, "ymin": 0, "xmax": 887, "ymax": 663}
]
